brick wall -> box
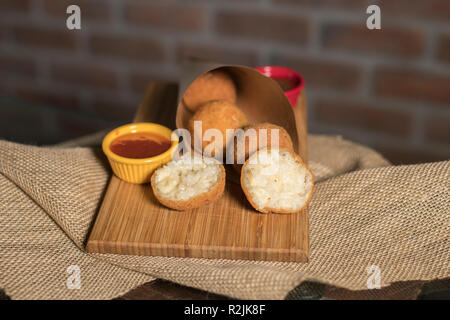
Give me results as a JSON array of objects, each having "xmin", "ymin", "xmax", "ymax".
[{"xmin": 0, "ymin": 0, "xmax": 449, "ymax": 164}]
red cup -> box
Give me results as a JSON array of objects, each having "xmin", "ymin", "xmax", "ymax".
[{"xmin": 255, "ymin": 66, "xmax": 304, "ymax": 107}]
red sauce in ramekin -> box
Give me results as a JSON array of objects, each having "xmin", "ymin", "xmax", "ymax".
[{"xmin": 110, "ymin": 132, "xmax": 171, "ymax": 159}]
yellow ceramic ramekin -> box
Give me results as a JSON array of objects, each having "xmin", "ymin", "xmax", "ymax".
[{"xmin": 102, "ymin": 122, "xmax": 178, "ymax": 184}]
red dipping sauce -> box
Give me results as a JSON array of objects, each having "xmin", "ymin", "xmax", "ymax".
[{"xmin": 110, "ymin": 132, "xmax": 171, "ymax": 159}]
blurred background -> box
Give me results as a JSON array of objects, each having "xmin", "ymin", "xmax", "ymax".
[{"xmin": 0, "ymin": 0, "xmax": 449, "ymax": 164}]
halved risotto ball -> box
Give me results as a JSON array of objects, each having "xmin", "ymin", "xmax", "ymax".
[
  {"xmin": 182, "ymin": 70, "xmax": 237, "ymax": 112},
  {"xmin": 231, "ymin": 122, "xmax": 294, "ymax": 172},
  {"xmin": 188, "ymin": 99, "xmax": 248, "ymax": 158},
  {"xmin": 151, "ymin": 154, "xmax": 225, "ymax": 211},
  {"xmin": 241, "ymin": 148, "xmax": 314, "ymax": 214}
]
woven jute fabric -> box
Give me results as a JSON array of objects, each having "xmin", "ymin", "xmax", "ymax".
[{"xmin": 0, "ymin": 135, "xmax": 448, "ymax": 300}]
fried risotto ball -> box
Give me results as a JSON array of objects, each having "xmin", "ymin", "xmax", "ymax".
[
  {"xmin": 151, "ymin": 154, "xmax": 225, "ymax": 211},
  {"xmin": 241, "ymin": 148, "xmax": 314, "ymax": 214},
  {"xmin": 188, "ymin": 100, "xmax": 248, "ymax": 157},
  {"xmin": 231, "ymin": 122, "xmax": 294, "ymax": 172},
  {"xmin": 182, "ymin": 70, "xmax": 237, "ymax": 112}
]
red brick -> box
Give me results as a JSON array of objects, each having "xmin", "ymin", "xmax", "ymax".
[
  {"xmin": 425, "ymin": 115, "xmax": 450, "ymax": 144},
  {"xmin": 378, "ymin": 0, "xmax": 450, "ymax": 22},
  {"xmin": 91, "ymin": 97, "xmax": 137, "ymax": 121},
  {"xmin": 228, "ymin": 0, "xmax": 263, "ymax": 1},
  {"xmin": 42, "ymin": 0, "xmax": 110, "ymax": 21},
  {"xmin": 129, "ymin": 73, "xmax": 177, "ymax": 94},
  {"xmin": 322, "ymin": 24, "xmax": 424, "ymax": 58},
  {"xmin": 374, "ymin": 68, "xmax": 450, "ymax": 105},
  {"xmin": 56, "ymin": 114, "xmax": 116, "ymax": 140},
  {"xmin": 0, "ymin": 54, "xmax": 36, "ymax": 78},
  {"xmin": 0, "ymin": 24, "xmax": 5, "ymax": 40},
  {"xmin": 278, "ymin": 0, "xmax": 450, "ymax": 22},
  {"xmin": 50, "ymin": 63, "xmax": 117, "ymax": 90},
  {"xmin": 176, "ymin": 42, "xmax": 258, "ymax": 67},
  {"xmin": 13, "ymin": 87, "xmax": 80, "ymax": 111},
  {"xmin": 124, "ymin": 2, "xmax": 205, "ymax": 31},
  {"xmin": 436, "ymin": 34, "xmax": 450, "ymax": 64},
  {"xmin": 13, "ymin": 26, "xmax": 80, "ymax": 51},
  {"xmin": 271, "ymin": 55, "xmax": 362, "ymax": 91},
  {"xmin": 315, "ymin": 100, "xmax": 413, "ymax": 137},
  {"xmin": 89, "ymin": 34, "xmax": 164, "ymax": 62},
  {"xmin": 274, "ymin": 0, "xmax": 370, "ymax": 10},
  {"xmin": 216, "ymin": 11, "xmax": 309, "ymax": 45},
  {"xmin": 374, "ymin": 145, "xmax": 449, "ymax": 165},
  {"xmin": 0, "ymin": 104, "xmax": 45, "ymax": 144},
  {"xmin": 0, "ymin": 0, "xmax": 31, "ymax": 12}
]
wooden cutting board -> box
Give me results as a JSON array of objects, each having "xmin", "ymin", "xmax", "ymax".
[{"xmin": 86, "ymin": 83, "xmax": 309, "ymax": 262}]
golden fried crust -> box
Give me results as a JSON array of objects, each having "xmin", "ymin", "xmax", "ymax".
[
  {"xmin": 151, "ymin": 162, "xmax": 226, "ymax": 211},
  {"xmin": 240, "ymin": 148, "xmax": 314, "ymax": 214},
  {"xmin": 188, "ymin": 100, "xmax": 248, "ymax": 156},
  {"xmin": 183, "ymin": 70, "xmax": 237, "ymax": 112},
  {"xmin": 232, "ymin": 122, "xmax": 294, "ymax": 172}
]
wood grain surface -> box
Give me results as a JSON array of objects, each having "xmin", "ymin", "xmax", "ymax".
[{"xmin": 86, "ymin": 82, "xmax": 309, "ymax": 262}]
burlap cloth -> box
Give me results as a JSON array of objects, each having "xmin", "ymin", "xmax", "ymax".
[{"xmin": 0, "ymin": 134, "xmax": 448, "ymax": 300}]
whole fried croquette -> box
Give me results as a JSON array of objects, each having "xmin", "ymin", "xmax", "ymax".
[
  {"xmin": 231, "ymin": 122, "xmax": 294, "ymax": 172},
  {"xmin": 151, "ymin": 154, "xmax": 225, "ymax": 211},
  {"xmin": 183, "ymin": 70, "xmax": 237, "ymax": 112},
  {"xmin": 188, "ymin": 100, "xmax": 248, "ymax": 158},
  {"xmin": 241, "ymin": 148, "xmax": 314, "ymax": 214}
]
